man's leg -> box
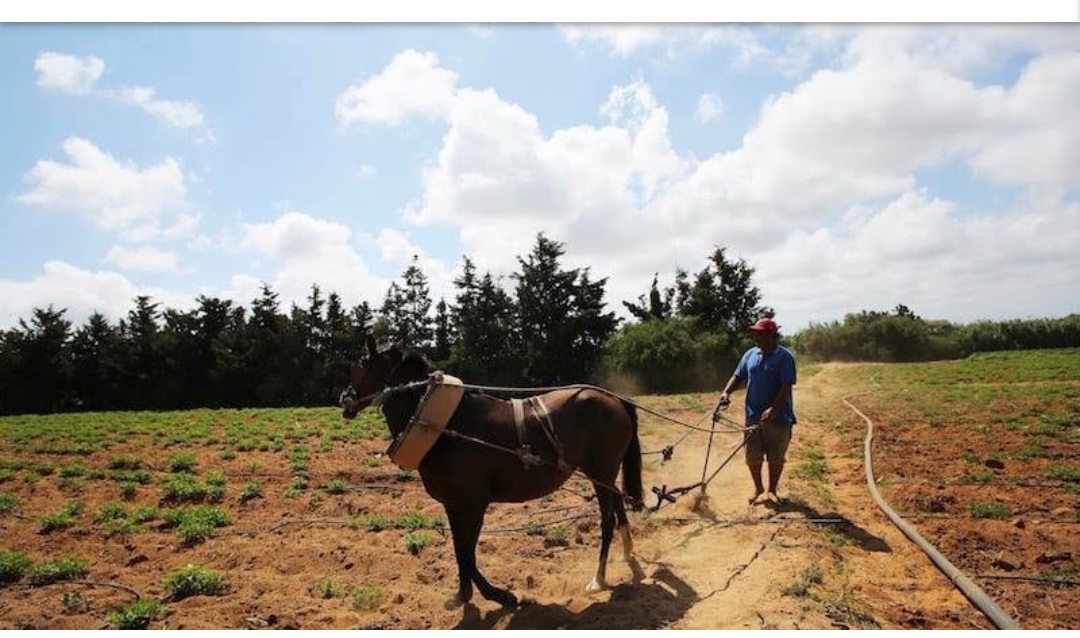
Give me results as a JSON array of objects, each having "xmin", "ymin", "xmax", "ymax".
[
  {"xmin": 745, "ymin": 423, "xmax": 766, "ymax": 504},
  {"xmin": 763, "ymin": 421, "xmax": 792, "ymax": 502}
]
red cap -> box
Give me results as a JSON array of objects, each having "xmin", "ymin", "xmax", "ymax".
[{"xmin": 748, "ymin": 318, "xmax": 778, "ymax": 333}]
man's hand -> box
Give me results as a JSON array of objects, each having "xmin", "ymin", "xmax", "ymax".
[{"xmin": 713, "ymin": 393, "xmax": 731, "ymax": 421}]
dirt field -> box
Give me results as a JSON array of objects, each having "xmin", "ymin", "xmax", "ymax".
[{"xmin": 1, "ymin": 362, "xmax": 1076, "ymax": 629}]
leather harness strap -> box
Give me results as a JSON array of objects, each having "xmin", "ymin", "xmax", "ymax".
[{"xmin": 510, "ymin": 396, "xmax": 570, "ymax": 472}]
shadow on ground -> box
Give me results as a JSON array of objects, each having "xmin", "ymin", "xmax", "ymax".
[
  {"xmin": 453, "ymin": 565, "xmax": 696, "ymax": 630},
  {"xmin": 766, "ymin": 496, "xmax": 891, "ymax": 553}
]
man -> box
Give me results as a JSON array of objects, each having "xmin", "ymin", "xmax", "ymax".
[{"xmin": 716, "ymin": 317, "xmax": 797, "ymax": 505}]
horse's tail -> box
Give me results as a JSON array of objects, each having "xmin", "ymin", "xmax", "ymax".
[{"xmin": 620, "ymin": 400, "xmax": 644, "ymax": 512}]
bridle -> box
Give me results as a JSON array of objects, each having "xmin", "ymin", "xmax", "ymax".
[{"xmin": 338, "ymin": 348, "xmax": 422, "ymax": 413}]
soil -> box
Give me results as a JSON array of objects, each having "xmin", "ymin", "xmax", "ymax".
[{"xmin": 1, "ymin": 363, "xmax": 1077, "ymax": 629}]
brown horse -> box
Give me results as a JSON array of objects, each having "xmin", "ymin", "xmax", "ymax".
[{"xmin": 340, "ymin": 336, "xmax": 643, "ymax": 608}]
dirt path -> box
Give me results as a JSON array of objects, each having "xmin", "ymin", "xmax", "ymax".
[{"xmin": 453, "ymin": 362, "xmax": 986, "ymax": 630}]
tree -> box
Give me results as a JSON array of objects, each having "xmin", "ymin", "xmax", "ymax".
[
  {"xmin": 623, "ymin": 273, "xmax": 673, "ymax": 322},
  {"xmin": 380, "ymin": 256, "xmax": 434, "ymax": 351},
  {"xmin": 674, "ymin": 246, "xmax": 762, "ymax": 339},
  {"xmin": 514, "ymin": 234, "xmax": 617, "ymax": 385},
  {"xmin": 450, "ymin": 257, "xmax": 520, "ymax": 384},
  {"xmin": 7, "ymin": 306, "xmax": 74, "ymax": 413}
]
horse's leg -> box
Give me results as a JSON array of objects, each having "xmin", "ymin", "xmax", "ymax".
[
  {"xmin": 445, "ymin": 503, "xmax": 518, "ymax": 608},
  {"xmin": 614, "ymin": 497, "xmax": 634, "ymax": 562},
  {"xmin": 586, "ymin": 488, "xmax": 617, "ymax": 592}
]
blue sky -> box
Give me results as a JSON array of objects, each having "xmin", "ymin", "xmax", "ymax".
[{"xmin": 2, "ymin": 20, "xmax": 1079, "ymax": 332}]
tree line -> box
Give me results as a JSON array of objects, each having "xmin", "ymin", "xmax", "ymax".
[
  {"xmin": 0, "ymin": 234, "xmax": 765, "ymax": 415},
  {"xmin": 4, "ymin": 232, "xmax": 1078, "ymax": 416}
]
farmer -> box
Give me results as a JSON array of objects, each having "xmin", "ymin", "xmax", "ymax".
[{"xmin": 715, "ymin": 317, "xmax": 797, "ymax": 505}]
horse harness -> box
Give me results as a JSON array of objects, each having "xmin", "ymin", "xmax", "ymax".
[{"xmin": 510, "ymin": 396, "xmax": 571, "ymax": 472}]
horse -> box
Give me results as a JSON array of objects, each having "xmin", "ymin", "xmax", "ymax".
[{"xmin": 340, "ymin": 336, "xmax": 644, "ymax": 609}]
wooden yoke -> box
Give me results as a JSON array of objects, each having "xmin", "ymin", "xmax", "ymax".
[{"xmin": 387, "ymin": 372, "xmax": 464, "ymax": 471}]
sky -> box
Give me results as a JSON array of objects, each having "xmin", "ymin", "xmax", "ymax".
[{"xmin": 2, "ymin": 16, "xmax": 1080, "ymax": 333}]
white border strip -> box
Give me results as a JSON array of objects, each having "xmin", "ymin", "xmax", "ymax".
[{"xmin": 4, "ymin": 0, "xmax": 1080, "ymax": 23}]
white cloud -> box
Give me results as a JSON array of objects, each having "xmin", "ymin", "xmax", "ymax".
[
  {"xmin": 16, "ymin": 137, "xmax": 192, "ymax": 235},
  {"xmin": 335, "ymin": 49, "xmax": 458, "ymax": 127},
  {"xmin": 34, "ymin": 51, "xmax": 104, "ymax": 94},
  {"xmin": 239, "ymin": 211, "xmax": 390, "ymax": 311},
  {"xmin": 34, "ymin": 51, "xmax": 213, "ymax": 140},
  {"xmin": 112, "ymin": 86, "xmax": 215, "ymax": 142},
  {"xmin": 357, "ymin": 163, "xmax": 376, "ymax": 179},
  {"xmin": 103, "ymin": 245, "xmax": 179, "ymax": 272},
  {"xmin": 695, "ymin": 93, "xmax": 724, "ymax": 123},
  {"xmin": 0, "ymin": 261, "xmax": 191, "ymax": 330}
]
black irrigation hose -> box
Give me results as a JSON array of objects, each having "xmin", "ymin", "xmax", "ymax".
[{"xmin": 843, "ymin": 392, "xmax": 1022, "ymax": 630}]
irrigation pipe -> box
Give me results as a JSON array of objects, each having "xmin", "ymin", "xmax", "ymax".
[{"xmin": 843, "ymin": 392, "xmax": 1022, "ymax": 630}]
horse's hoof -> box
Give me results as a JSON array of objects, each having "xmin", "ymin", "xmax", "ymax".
[
  {"xmin": 498, "ymin": 592, "xmax": 519, "ymax": 608},
  {"xmin": 585, "ymin": 578, "xmax": 606, "ymax": 592},
  {"xmin": 444, "ymin": 595, "xmax": 466, "ymax": 610}
]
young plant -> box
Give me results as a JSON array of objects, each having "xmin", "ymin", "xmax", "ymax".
[
  {"xmin": 403, "ymin": 531, "xmax": 429, "ymax": 555},
  {"xmin": 26, "ymin": 556, "xmax": 88, "ymax": 585},
  {"xmin": 351, "ymin": 584, "xmax": 383, "ymax": 611},
  {"xmin": 0, "ymin": 549, "xmax": 32, "ymax": 583},
  {"xmin": 161, "ymin": 563, "xmax": 229, "ymax": 600},
  {"xmin": 314, "ymin": 576, "xmax": 340, "ymax": 599},
  {"xmin": 106, "ymin": 599, "xmax": 166, "ymax": 629}
]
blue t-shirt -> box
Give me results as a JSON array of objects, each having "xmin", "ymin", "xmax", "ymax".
[{"xmin": 733, "ymin": 345, "xmax": 797, "ymax": 426}]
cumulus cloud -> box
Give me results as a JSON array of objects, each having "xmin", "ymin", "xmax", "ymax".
[
  {"xmin": 361, "ymin": 28, "xmax": 1079, "ymax": 329},
  {"xmin": 34, "ymin": 51, "xmax": 104, "ymax": 94},
  {"xmin": 16, "ymin": 137, "xmax": 192, "ymax": 237},
  {"xmin": 239, "ymin": 211, "xmax": 390, "ymax": 311},
  {"xmin": 0, "ymin": 261, "xmax": 192, "ymax": 330},
  {"xmin": 335, "ymin": 49, "xmax": 459, "ymax": 127}
]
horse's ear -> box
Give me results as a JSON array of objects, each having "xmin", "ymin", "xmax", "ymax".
[
  {"xmin": 393, "ymin": 337, "xmax": 405, "ymax": 351},
  {"xmin": 365, "ymin": 335, "xmax": 377, "ymax": 356}
]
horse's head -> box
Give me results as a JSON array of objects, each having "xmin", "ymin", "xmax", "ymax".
[{"xmin": 340, "ymin": 335, "xmax": 404, "ymax": 419}]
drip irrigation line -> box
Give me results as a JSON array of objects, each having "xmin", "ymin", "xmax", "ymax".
[
  {"xmin": 844, "ymin": 390, "xmax": 1022, "ymax": 630},
  {"xmin": 974, "ymin": 574, "xmax": 1080, "ymax": 586}
]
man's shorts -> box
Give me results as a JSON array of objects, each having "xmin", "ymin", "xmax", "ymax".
[{"xmin": 744, "ymin": 417, "xmax": 792, "ymax": 466}]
